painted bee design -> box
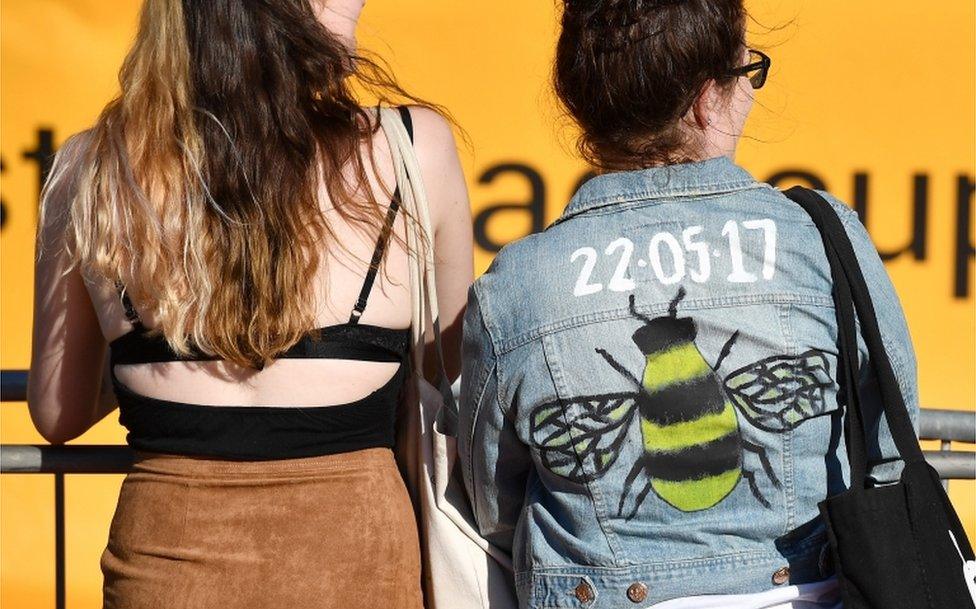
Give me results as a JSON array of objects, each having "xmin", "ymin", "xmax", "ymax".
[{"xmin": 529, "ymin": 288, "xmax": 833, "ymax": 518}]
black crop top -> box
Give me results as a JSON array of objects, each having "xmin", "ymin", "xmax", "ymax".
[{"xmin": 109, "ymin": 107, "xmax": 414, "ymax": 461}]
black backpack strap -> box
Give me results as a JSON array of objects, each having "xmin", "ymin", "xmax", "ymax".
[
  {"xmin": 782, "ymin": 187, "xmax": 924, "ymax": 482},
  {"xmin": 788, "ymin": 188, "xmax": 976, "ymax": 571},
  {"xmin": 349, "ymin": 106, "xmax": 414, "ymax": 324}
]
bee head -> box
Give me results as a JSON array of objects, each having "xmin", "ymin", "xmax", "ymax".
[
  {"xmin": 629, "ymin": 289, "xmax": 696, "ymax": 354},
  {"xmin": 632, "ymin": 316, "xmax": 697, "ymax": 354}
]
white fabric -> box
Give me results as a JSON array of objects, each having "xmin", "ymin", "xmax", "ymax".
[
  {"xmin": 380, "ymin": 107, "xmax": 517, "ymax": 609},
  {"xmin": 649, "ymin": 578, "xmax": 841, "ymax": 609},
  {"xmin": 964, "ymin": 560, "xmax": 976, "ymax": 602},
  {"xmin": 950, "ymin": 531, "xmax": 976, "ymax": 602}
]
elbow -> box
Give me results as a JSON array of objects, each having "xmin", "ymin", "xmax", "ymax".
[
  {"xmin": 27, "ymin": 392, "xmax": 84, "ymax": 445},
  {"xmin": 26, "ymin": 370, "xmax": 112, "ymax": 445},
  {"xmin": 38, "ymin": 429, "xmax": 73, "ymax": 446},
  {"xmin": 28, "ymin": 411, "xmax": 79, "ymax": 445}
]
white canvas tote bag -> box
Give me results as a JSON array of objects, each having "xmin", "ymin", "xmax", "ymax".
[{"xmin": 379, "ymin": 107, "xmax": 518, "ymax": 609}]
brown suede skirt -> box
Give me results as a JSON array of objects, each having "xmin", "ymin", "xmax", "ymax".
[{"xmin": 101, "ymin": 448, "xmax": 423, "ymax": 609}]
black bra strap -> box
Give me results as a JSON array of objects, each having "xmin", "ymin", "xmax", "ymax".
[
  {"xmin": 349, "ymin": 106, "xmax": 415, "ymax": 324},
  {"xmin": 398, "ymin": 105, "xmax": 414, "ymax": 142},
  {"xmin": 349, "ymin": 200, "xmax": 400, "ymax": 323},
  {"xmin": 110, "ymin": 330, "xmax": 406, "ymax": 366},
  {"xmin": 115, "ymin": 281, "xmax": 144, "ymax": 330}
]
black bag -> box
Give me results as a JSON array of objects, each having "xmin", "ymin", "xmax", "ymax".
[{"xmin": 784, "ymin": 186, "xmax": 975, "ymax": 609}]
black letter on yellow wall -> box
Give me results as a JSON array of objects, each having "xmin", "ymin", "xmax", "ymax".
[
  {"xmin": 955, "ymin": 175, "xmax": 975, "ymax": 299},
  {"xmin": 22, "ymin": 128, "xmax": 57, "ymax": 205},
  {"xmin": 765, "ymin": 170, "xmax": 827, "ymax": 192},
  {"xmin": 473, "ymin": 163, "xmax": 545, "ymax": 253},
  {"xmin": 854, "ymin": 173, "xmax": 928, "ymax": 262},
  {"xmin": 0, "ymin": 157, "xmax": 7, "ymax": 230}
]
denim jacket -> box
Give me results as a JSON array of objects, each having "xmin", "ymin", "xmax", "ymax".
[{"xmin": 459, "ymin": 157, "xmax": 918, "ymax": 609}]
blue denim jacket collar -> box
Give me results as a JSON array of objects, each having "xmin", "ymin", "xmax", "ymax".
[{"xmin": 555, "ymin": 156, "xmax": 764, "ymax": 225}]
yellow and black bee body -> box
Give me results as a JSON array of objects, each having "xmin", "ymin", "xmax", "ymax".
[
  {"xmin": 615, "ymin": 293, "xmax": 743, "ymax": 512},
  {"xmin": 597, "ymin": 289, "xmax": 780, "ymax": 515},
  {"xmin": 530, "ymin": 288, "xmax": 833, "ymax": 518}
]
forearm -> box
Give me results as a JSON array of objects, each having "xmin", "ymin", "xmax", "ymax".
[{"xmin": 28, "ymin": 340, "xmax": 113, "ymax": 444}]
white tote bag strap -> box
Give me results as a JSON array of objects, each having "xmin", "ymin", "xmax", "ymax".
[
  {"xmin": 379, "ymin": 107, "xmax": 460, "ymax": 428},
  {"xmin": 378, "ymin": 107, "xmax": 516, "ymax": 578},
  {"xmin": 377, "ymin": 107, "xmax": 431, "ymax": 344}
]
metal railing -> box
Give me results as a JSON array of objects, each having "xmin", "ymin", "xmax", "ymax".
[{"xmin": 1, "ymin": 368, "xmax": 974, "ymax": 609}]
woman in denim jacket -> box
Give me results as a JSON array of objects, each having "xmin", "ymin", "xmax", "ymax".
[{"xmin": 459, "ymin": 1, "xmax": 917, "ymax": 608}]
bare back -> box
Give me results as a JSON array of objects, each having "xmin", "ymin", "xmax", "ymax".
[{"xmin": 29, "ymin": 106, "xmax": 473, "ymax": 441}]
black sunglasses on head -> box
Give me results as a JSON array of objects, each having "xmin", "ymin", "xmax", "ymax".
[{"xmin": 730, "ymin": 49, "xmax": 771, "ymax": 89}]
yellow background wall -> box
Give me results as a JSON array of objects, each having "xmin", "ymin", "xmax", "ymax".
[{"xmin": 2, "ymin": 1, "xmax": 973, "ymax": 607}]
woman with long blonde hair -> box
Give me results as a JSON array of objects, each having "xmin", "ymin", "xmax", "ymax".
[{"xmin": 29, "ymin": 1, "xmax": 472, "ymax": 607}]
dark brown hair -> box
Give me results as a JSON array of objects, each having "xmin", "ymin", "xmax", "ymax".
[
  {"xmin": 48, "ymin": 0, "xmax": 432, "ymax": 368},
  {"xmin": 555, "ymin": 0, "xmax": 746, "ymax": 170}
]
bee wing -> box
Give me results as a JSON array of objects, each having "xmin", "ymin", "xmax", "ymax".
[
  {"xmin": 724, "ymin": 350, "xmax": 834, "ymax": 433},
  {"xmin": 529, "ymin": 393, "xmax": 638, "ymax": 483}
]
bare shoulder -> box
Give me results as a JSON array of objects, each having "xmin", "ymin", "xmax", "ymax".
[
  {"xmin": 62, "ymin": 129, "xmax": 95, "ymax": 152},
  {"xmin": 52, "ymin": 130, "xmax": 95, "ymax": 179},
  {"xmin": 39, "ymin": 130, "xmax": 94, "ymax": 236},
  {"xmin": 401, "ymin": 105, "xmax": 468, "ymax": 226},
  {"xmin": 47, "ymin": 130, "xmax": 94, "ymax": 191},
  {"xmin": 405, "ymin": 105, "xmax": 458, "ymax": 154}
]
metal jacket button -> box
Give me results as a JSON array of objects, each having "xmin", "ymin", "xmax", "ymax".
[
  {"xmin": 574, "ymin": 580, "xmax": 595, "ymax": 604},
  {"xmin": 772, "ymin": 566, "xmax": 791, "ymax": 585},
  {"xmin": 627, "ymin": 582, "xmax": 648, "ymax": 603}
]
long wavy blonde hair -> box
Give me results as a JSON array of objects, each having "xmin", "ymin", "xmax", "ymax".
[{"xmin": 42, "ymin": 0, "xmax": 427, "ymax": 369}]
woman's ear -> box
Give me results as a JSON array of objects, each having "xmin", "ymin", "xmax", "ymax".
[{"xmin": 689, "ymin": 80, "xmax": 719, "ymax": 130}]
